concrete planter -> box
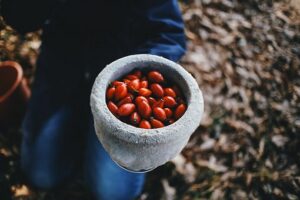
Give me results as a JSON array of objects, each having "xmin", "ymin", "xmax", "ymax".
[{"xmin": 90, "ymin": 54, "xmax": 204, "ymax": 172}]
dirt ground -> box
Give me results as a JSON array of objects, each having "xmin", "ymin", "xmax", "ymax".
[{"xmin": 1, "ymin": 0, "xmax": 300, "ymax": 199}]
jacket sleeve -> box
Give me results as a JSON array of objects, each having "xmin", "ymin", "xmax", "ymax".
[
  {"xmin": 1, "ymin": 0, "xmax": 59, "ymax": 34},
  {"xmin": 131, "ymin": 0, "xmax": 186, "ymax": 62}
]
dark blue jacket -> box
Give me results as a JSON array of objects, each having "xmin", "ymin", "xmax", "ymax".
[{"xmin": 1, "ymin": 0, "xmax": 186, "ymax": 73}]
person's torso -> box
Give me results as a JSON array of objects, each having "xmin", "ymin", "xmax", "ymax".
[{"xmin": 41, "ymin": 0, "xmax": 145, "ymax": 75}]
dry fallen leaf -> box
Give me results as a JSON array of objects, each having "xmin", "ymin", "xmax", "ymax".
[
  {"xmin": 11, "ymin": 185, "xmax": 30, "ymax": 197},
  {"xmin": 161, "ymin": 179, "xmax": 176, "ymax": 200},
  {"xmin": 271, "ymin": 135, "xmax": 289, "ymax": 147},
  {"xmin": 196, "ymin": 156, "xmax": 228, "ymax": 172},
  {"xmin": 200, "ymin": 138, "xmax": 216, "ymax": 151}
]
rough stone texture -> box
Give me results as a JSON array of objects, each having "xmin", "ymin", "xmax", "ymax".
[{"xmin": 90, "ymin": 54, "xmax": 204, "ymax": 172}]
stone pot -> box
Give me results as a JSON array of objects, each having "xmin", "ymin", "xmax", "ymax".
[
  {"xmin": 0, "ymin": 61, "xmax": 31, "ymax": 129},
  {"xmin": 90, "ymin": 54, "xmax": 204, "ymax": 172}
]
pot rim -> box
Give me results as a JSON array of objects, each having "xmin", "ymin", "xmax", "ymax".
[
  {"xmin": 91, "ymin": 54, "xmax": 204, "ymax": 144},
  {"xmin": 0, "ymin": 61, "xmax": 23, "ymax": 103}
]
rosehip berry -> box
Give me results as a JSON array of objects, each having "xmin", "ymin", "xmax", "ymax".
[
  {"xmin": 140, "ymin": 80, "xmax": 148, "ymax": 88},
  {"xmin": 139, "ymin": 120, "xmax": 151, "ymax": 129},
  {"xmin": 150, "ymin": 118, "xmax": 164, "ymax": 128},
  {"xmin": 137, "ymin": 100, "xmax": 152, "ymax": 119},
  {"xmin": 148, "ymin": 71, "xmax": 164, "ymax": 83},
  {"xmin": 123, "ymin": 79, "xmax": 131, "ymax": 84},
  {"xmin": 130, "ymin": 112, "xmax": 141, "ymax": 125},
  {"xmin": 147, "ymin": 97, "xmax": 157, "ymax": 106},
  {"xmin": 152, "ymin": 98, "xmax": 164, "ymax": 109},
  {"xmin": 135, "ymin": 96, "xmax": 149, "ymax": 104},
  {"xmin": 153, "ymin": 107, "xmax": 167, "ymax": 121},
  {"xmin": 164, "ymin": 108, "xmax": 173, "ymax": 119},
  {"xmin": 118, "ymin": 103, "xmax": 135, "ymax": 117},
  {"xmin": 107, "ymin": 101, "xmax": 118, "ymax": 115},
  {"xmin": 128, "ymin": 79, "xmax": 140, "ymax": 92},
  {"xmin": 117, "ymin": 95, "xmax": 133, "ymax": 106},
  {"xmin": 114, "ymin": 83, "xmax": 128, "ymax": 101},
  {"xmin": 150, "ymin": 83, "xmax": 164, "ymax": 98},
  {"xmin": 138, "ymin": 88, "xmax": 152, "ymax": 97},
  {"xmin": 174, "ymin": 104, "xmax": 186, "ymax": 119},
  {"xmin": 106, "ymin": 87, "xmax": 115, "ymax": 100},
  {"xmin": 163, "ymin": 96, "xmax": 177, "ymax": 108},
  {"xmin": 164, "ymin": 88, "xmax": 176, "ymax": 98}
]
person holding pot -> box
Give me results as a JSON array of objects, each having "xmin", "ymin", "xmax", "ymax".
[{"xmin": 1, "ymin": 0, "xmax": 186, "ymax": 199}]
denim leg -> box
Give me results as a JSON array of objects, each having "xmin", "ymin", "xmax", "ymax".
[
  {"xmin": 84, "ymin": 119, "xmax": 145, "ymax": 200},
  {"xmin": 21, "ymin": 105, "xmax": 84, "ymax": 189},
  {"xmin": 21, "ymin": 44, "xmax": 85, "ymax": 189}
]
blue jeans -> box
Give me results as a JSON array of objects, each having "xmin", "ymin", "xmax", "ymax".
[{"xmin": 21, "ymin": 45, "xmax": 145, "ymax": 200}]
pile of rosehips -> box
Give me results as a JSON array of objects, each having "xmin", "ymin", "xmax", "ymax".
[{"xmin": 106, "ymin": 70, "xmax": 187, "ymax": 129}]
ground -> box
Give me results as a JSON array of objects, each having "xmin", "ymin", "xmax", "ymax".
[{"xmin": 0, "ymin": 0, "xmax": 300, "ymax": 199}]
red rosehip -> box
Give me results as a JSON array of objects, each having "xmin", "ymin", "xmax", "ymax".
[
  {"xmin": 118, "ymin": 103, "xmax": 135, "ymax": 117},
  {"xmin": 148, "ymin": 71, "xmax": 164, "ymax": 83}
]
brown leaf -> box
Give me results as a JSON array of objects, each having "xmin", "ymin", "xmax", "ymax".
[
  {"xmin": 196, "ymin": 156, "xmax": 228, "ymax": 172},
  {"xmin": 11, "ymin": 185, "xmax": 30, "ymax": 197}
]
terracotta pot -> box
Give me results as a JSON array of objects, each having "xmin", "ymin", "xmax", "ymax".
[
  {"xmin": 91, "ymin": 54, "xmax": 204, "ymax": 172},
  {"xmin": 0, "ymin": 61, "xmax": 31, "ymax": 128}
]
